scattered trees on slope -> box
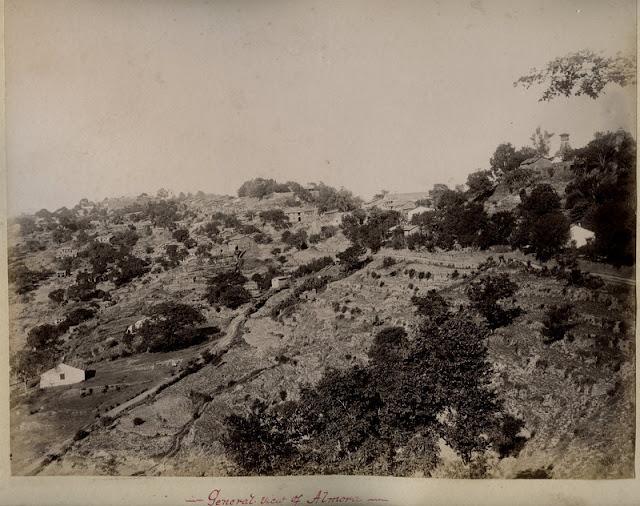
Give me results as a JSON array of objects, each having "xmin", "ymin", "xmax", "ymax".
[{"xmin": 223, "ymin": 294, "xmax": 524, "ymax": 475}]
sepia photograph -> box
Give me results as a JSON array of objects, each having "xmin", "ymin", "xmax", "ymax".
[{"xmin": 4, "ymin": 0, "xmax": 637, "ymax": 488}]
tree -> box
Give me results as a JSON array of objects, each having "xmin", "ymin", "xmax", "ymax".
[
  {"xmin": 336, "ymin": 244, "xmax": 367, "ymax": 272},
  {"xmin": 479, "ymin": 211, "xmax": 516, "ymax": 247},
  {"xmin": 205, "ymin": 271, "xmax": 250, "ymax": 309},
  {"xmin": 198, "ymin": 222, "xmax": 220, "ymax": 239},
  {"xmin": 65, "ymin": 307, "xmax": 96, "ymax": 327},
  {"xmin": 259, "ymin": 209, "xmax": 290, "ymax": 230},
  {"xmin": 341, "ymin": 208, "xmax": 400, "ymax": 253},
  {"xmin": 529, "ymin": 127, "xmax": 554, "ymax": 157},
  {"xmin": 368, "ymin": 326, "xmax": 408, "ymax": 363},
  {"xmin": 521, "ymin": 184, "xmax": 562, "ymax": 216},
  {"xmin": 528, "ymin": 212, "xmax": 570, "ymax": 262},
  {"xmin": 281, "ymin": 230, "xmax": 308, "ymax": 250},
  {"xmin": 489, "ymin": 143, "xmax": 538, "ymax": 178},
  {"xmin": 172, "ymin": 228, "xmax": 190, "ymax": 243},
  {"xmin": 109, "ymin": 229, "xmax": 139, "ymax": 251},
  {"xmin": 9, "ymin": 264, "xmax": 52, "ymax": 295},
  {"xmin": 134, "ymin": 302, "xmax": 207, "ymax": 352},
  {"xmin": 146, "ymin": 200, "xmax": 180, "ymax": 229},
  {"xmin": 564, "ymin": 130, "xmax": 636, "ymax": 265},
  {"xmin": 112, "ymin": 255, "xmax": 150, "ymax": 286},
  {"xmin": 48, "ymin": 288, "xmax": 66, "ymax": 305},
  {"xmin": 83, "ymin": 241, "xmax": 119, "ymax": 275},
  {"xmin": 411, "ymin": 290, "xmax": 450, "ymax": 324},
  {"xmin": 223, "ymin": 305, "xmax": 519, "ymax": 474},
  {"xmin": 542, "ymin": 304, "xmax": 574, "ymax": 344},
  {"xmin": 26, "ymin": 324, "xmax": 64, "ymax": 350},
  {"xmin": 466, "ymin": 170, "xmax": 494, "ymax": 198},
  {"xmin": 467, "ymin": 274, "xmax": 521, "ymax": 329},
  {"xmin": 237, "ymin": 178, "xmax": 290, "ymax": 199},
  {"xmin": 515, "ymin": 50, "xmax": 637, "ymax": 101},
  {"xmin": 314, "ymin": 183, "xmax": 362, "ymax": 212},
  {"xmin": 517, "ymin": 184, "xmax": 570, "ymax": 261}
]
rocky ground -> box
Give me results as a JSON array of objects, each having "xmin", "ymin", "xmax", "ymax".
[{"xmin": 18, "ymin": 249, "xmax": 634, "ymax": 478}]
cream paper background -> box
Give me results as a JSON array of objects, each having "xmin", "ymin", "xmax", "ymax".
[{"xmin": 0, "ymin": 1, "xmax": 638, "ymax": 504}]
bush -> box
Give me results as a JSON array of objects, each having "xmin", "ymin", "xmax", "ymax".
[
  {"xmin": 259, "ymin": 209, "xmax": 290, "ymax": 230},
  {"xmin": 514, "ymin": 466, "xmax": 553, "ymax": 479},
  {"xmin": 73, "ymin": 429, "xmax": 90, "ymax": 441},
  {"xmin": 382, "ymin": 257, "xmax": 396, "ymax": 268},
  {"xmin": 205, "ymin": 271, "xmax": 250, "ymax": 309},
  {"xmin": 281, "ymin": 230, "xmax": 308, "ymax": 250},
  {"xmin": 172, "ymin": 228, "xmax": 190, "ymax": 243},
  {"xmin": 368, "ymin": 326, "xmax": 407, "ymax": 362},
  {"xmin": 133, "ymin": 417, "xmax": 145, "ymax": 426},
  {"xmin": 270, "ymin": 295, "xmax": 298, "ymax": 320},
  {"xmin": 8, "ymin": 264, "xmax": 52, "ymax": 294},
  {"xmin": 65, "ymin": 307, "xmax": 96, "ymax": 327},
  {"xmin": 292, "ymin": 256, "xmax": 333, "ymax": 278},
  {"xmin": 253, "ymin": 232, "xmax": 272, "ymax": 244},
  {"xmin": 542, "ymin": 304, "xmax": 574, "ymax": 344},
  {"xmin": 48, "ymin": 288, "xmax": 66, "ymax": 305},
  {"xmin": 467, "ymin": 274, "xmax": 522, "ymax": 329},
  {"xmin": 411, "ymin": 290, "xmax": 450, "ymax": 323},
  {"xmin": 133, "ymin": 302, "xmax": 206, "ymax": 352}
]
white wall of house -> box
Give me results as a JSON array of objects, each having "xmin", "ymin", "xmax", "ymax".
[{"xmin": 39, "ymin": 364, "xmax": 86, "ymax": 389}]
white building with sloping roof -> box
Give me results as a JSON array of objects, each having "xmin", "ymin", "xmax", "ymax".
[
  {"xmin": 569, "ymin": 224, "xmax": 595, "ymax": 248},
  {"xmin": 39, "ymin": 363, "xmax": 86, "ymax": 389}
]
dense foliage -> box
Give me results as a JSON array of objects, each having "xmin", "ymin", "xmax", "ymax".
[
  {"xmin": 466, "ymin": 274, "xmax": 522, "ymax": 329},
  {"xmin": 132, "ymin": 302, "xmax": 207, "ymax": 352},
  {"xmin": 205, "ymin": 271, "xmax": 251, "ymax": 309},
  {"xmin": 223, "ymin": 294, "xmax": 523, "ymax": 475}
]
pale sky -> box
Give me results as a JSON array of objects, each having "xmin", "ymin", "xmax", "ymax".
[{"xmin": 5, "ymin": 0, "xmax": 637, "ymax": 215}]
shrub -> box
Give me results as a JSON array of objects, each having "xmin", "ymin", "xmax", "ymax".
[
  {"xmin": 65, "ymin": 307, "xmax": 96, "ymax": 327},
  {"xmin": 73, "ymin": 429, "xmax": 90, "ymax": 441},
  {"xmin": 411, "ymin": 290, "xmax": 450, "ymax": 323},
  {"xmin": 259, "ymin": 209, "xmax": 290, "ymax": 230},
  {"xmin": 466, "ymin": 274, "xmax": 522, "ymax": 329},
  {"xmin": 133, "ymin": 302, "xmax": 206, "ymax": 352},
  {"xmin": 281, "ymin": 230, "xmax": 308, "ymax": 250},
  {"xmin": 253, "ymin": 232, "xmax": 272, "ymax": 244},
  {"xmin": 270, "ymin": 295, "xmax": 298, "ymax": 320},
  {"xmin": 368, "ymin": 326, "xmax": 407, "ymax": 362},
  {"xmin": 542, "ymin": 304, "xmax": 574, "ymax": 344},
  {"xmin": 205, "ymin": 271, "xmax": 250, "ymax": 309},
  {"xmin": 292, "ymin": 256, "xmax": 333, "ymax": 278},
  {"xmin": 133, "ymin": 417, "xmax": 145, "ymax": 426},
  {"xmin": 8, "ymin": 264, "xmax": 52, "ymax": 294},
  {"xmin": 382, "ymin": 257, "xmax": 396, "ymax": 268},
  {"xmin": 48, "ymin": 288, "xmax": 66, "ymax": 305},
  {"xmin": 515, "ymin": 466, "xmax": 553, "ymax": 479}
]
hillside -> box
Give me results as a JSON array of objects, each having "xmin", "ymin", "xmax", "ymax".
[{"xmin": 8, "ymin": 187, "xmax": 635, "ymax": 478}]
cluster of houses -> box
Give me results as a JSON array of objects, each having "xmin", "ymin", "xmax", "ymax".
[{"xmin": 363, "ymin": 192, "xmax": 435, "ymax": 238}]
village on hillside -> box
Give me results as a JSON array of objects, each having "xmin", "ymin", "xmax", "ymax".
[
  {"xmin": 8, "ymin": 123, "xmax": 636, "ymax": 478},
  {"xmin": 5, "ymin": 0, "xmax": 637, "ymax": 492}
]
